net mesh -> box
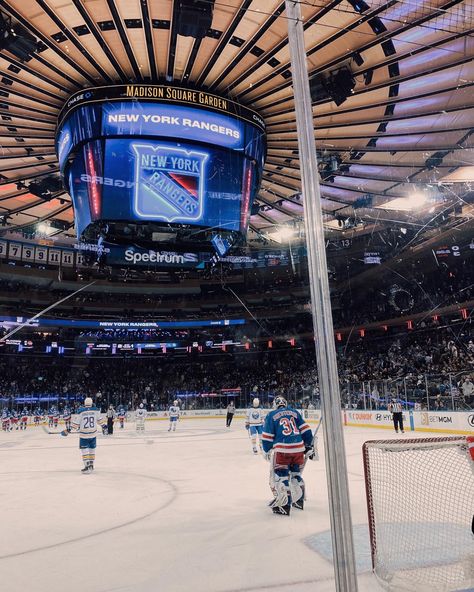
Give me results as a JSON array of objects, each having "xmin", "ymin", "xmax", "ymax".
[
  {"xmin": 336, "ymin": 0, "xmax": 474, "ymax": 35},
  {"xmin": 363, "ymin": 437, "xmax": 474, "ymax": 592}
]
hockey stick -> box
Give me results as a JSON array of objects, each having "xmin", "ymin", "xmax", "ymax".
[{"xmin": 42, "ymin": 425, "xmax": 65, "ymax": 435}]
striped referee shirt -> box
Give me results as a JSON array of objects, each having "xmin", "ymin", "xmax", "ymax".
[{"xmin": 388, "ymin": 402, "xmax": 402, "ymax": 413}]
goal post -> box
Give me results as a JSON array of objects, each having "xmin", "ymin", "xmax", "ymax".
[{"xmin": 363, "ymin": 436, "xmax": 474, "ymax": 592}]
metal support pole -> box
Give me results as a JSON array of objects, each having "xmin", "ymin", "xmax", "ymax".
[{"xmin": 285, "ymin": 3, "xmax": 358, "ymax": 590}]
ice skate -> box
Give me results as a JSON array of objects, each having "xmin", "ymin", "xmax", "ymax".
[
  {"xmin": 272, "ymin": 504, "xmax": 291, "ymax": 516},
  {"xmin": 292, "ymin": 497, "xmax": 304, "ymax": 510}
]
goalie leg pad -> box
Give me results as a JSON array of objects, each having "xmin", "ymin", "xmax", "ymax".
[
  {"xmin": 289, "ymin": 464, "xmax": 305, "ymax": 507},
  {"xmin": 268, "ymin": 469, "xmax": 290, "ymax": 509}
]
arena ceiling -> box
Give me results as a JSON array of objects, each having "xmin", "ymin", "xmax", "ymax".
[{"xmin": 0, "ymin": 0, "xmax": 472, "ymax": 243}]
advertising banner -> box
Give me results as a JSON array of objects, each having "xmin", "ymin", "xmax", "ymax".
[{"xmin": 344, "ymin": 409, "xmax": 472, "ymax": 434}]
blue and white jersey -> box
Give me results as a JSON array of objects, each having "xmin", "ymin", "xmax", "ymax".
[
  {"xmin": 168, "ymin": 405, "xmax": 180, "ymax": 419},
  {"xmin": 62, "ymin": 408, "xmax": 71, "ymax": 420},
  {"xmin": 71, "ymin": 406, "xmax": 104, "ymax": 439},
  {"xmin": 117, "ymin": 407, "xmax": 125, "ymax": 418},
  {"xmin": 262, "ymin": 407, "xmax": 312, "ymax": 454},
  {"xmin": 136, "ymin": 407, "xmax": 147, "ymax": 421},
  {"xmin": 246, "ymin": 407, "xmax": 265, "ymax": 427},
  {"xmin": 2, "ymin": 409, "xmax": 10, "ymax": 420}
]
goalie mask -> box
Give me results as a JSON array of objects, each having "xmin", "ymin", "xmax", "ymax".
[{"xmin": 273, "ymin": 396, "xmax": 287, "ymax": 409}]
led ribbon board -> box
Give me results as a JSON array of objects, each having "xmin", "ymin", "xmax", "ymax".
[{"xmin": 103, "ymin": 103, "xmax": 244, "ymax": 151}]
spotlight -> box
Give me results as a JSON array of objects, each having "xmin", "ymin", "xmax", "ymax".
[
  {"xmin": 408, "ymin": 192, "xmax": 427, "ymax": 208},
  {"xmin": 347, "ymin": 0, "xmax": 369, "ymax": 13},
  {"xmin": 176, "ymin": 0, "xmax": 215, "ymax": 38},
  {"xmin": 270, "ymin": 226, "xmax": 295, "ymax": 243},
  {"xmin": 0, "ymin": 13, "xmax": 39, "ymax": 62},
  {"xmin": 28, "ymin": 175, "xmax": 63, "ymax": 200},
  {"xmin": 363, "ymin": 69, "xmax": 373, "ymax": 86},
  {"xmin": 37, "ymin": 222, "xmax": 52, "ymax": 235},
  {"xmin": 353, "ymin": 52, "xmax": 364, "ymax": 67},
  {"xmin": 324, "ymin": 67, "xmax": 356, "ymax": 106}
]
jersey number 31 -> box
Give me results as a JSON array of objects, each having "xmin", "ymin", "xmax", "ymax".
[{"xmin": 279, "ymin": 417, "xmax": 299, "ymax": 436}]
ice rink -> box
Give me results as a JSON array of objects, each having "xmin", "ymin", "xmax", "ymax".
[{"xmin": 0, "ymin": 418, "xmax": 451, "ymax": 592}]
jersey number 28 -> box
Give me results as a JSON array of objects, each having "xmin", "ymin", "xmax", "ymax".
[
  {"xmin": 84, "ymin": 416, "xmax": 95, "ymax": 428},
  {"xmin": 279, "ymin": 417, "xmax": 299, "ymax": 436}
]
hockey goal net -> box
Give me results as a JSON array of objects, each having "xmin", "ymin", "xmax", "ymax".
[{"xmin": 363, "ymin": 436, "xmax": 474, "ymax": 592}]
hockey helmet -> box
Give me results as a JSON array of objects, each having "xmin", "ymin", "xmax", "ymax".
[
  {"xmin": 174, "ymin": 400, "xmax": 179, "ymax": 406},
  {"xmin": 139, "ymin": 403, "xmax": 144, "ymax": 408},
  {"xmin": 84, "ymin": 397, "xmax": 93, "ymax": 407},
  {"xmin": 273, "ymin": 396, "xmax": 287, "ymax": 409},
  {"xmin": 252, "ymin": 397, "xmax": 260, "ymax": 407}
]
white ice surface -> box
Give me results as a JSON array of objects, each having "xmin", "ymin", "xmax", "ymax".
[{"xmin": 0, "ymin": 419, "xmax": 446, "ymax": 592}]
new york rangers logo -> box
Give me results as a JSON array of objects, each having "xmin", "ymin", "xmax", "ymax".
[{"xmin": 132, "ymin": 143, "xmax": 208, "ymax": 223}]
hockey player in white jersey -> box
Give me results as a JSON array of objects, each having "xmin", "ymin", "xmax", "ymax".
[
  {"xmin": 245, "ymin": 398, "xmax": 265, "ymax": 454},
  {"xmin": 168, "ymin": 400, "xmax": 180, "ymax": 432},
  {"xmin": 135, "ymin": 403, "xmax": 147, "ymax": 432},
  {"xmin": 65, "ymin": 397, "xmax": 106, "ymax": 473}
]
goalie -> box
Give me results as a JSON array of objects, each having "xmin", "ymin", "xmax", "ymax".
[
  {"xmin": 262, "ymin": 396, "xmax": 315, "ymax": 516},
  {"xmin": 63, "ymin": 397, "xmax": 106, "ymax": 473}
]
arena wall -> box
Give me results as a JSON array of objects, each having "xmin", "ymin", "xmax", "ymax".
[{"xmin": 343, "ymin": 409, "xmax": 473, "ymax": 435}]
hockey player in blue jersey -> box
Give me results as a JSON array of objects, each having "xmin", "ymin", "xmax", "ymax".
[
  {"xmin": 117, "ymin": 406, "xmax": 126, "ymax": 429},
  {"xmin": 10, "ymin": 409, "xmax": 19, "ymax": 430},
  {"xmin": 62, "ymin": 406, "xmax": 72, "ymax": 431},
  {"xmin": 245, "ymin": 398, "xmax": 265, "ymax": 454},
  {"xmin": 64, "ymin": 397, "xmax": 106, "ymax": 473},
  {"xmin": 52, "ymin": 407, "xmax": 59, "ymax": 429},
  {"xmin": 33, "ymin": 407, "xmax": 42, "ymax": 427},
  {"xmin": 262, "ymin": 396, "xmax": 314, "ymax": 516},
  {"xmin": 1, "ymin": 408, "xmax": 10, "ymax": 431},
  {"xmin": 168, "ymin": 400, "xmax": 180, "ymax": 432},
  {"xmin": 20, "ymin": 407, "xmax": 29, "ymax": 430}
]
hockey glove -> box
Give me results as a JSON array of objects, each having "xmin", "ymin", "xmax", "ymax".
[
  {"xmin": 60, "ymin": 430, "xmax": 69, "ymax": 437},
  {"xmin": 245, "ymin": 424, "xmax": 249, "ymax": 430},
  {"xmin": 305, "ymin": 445, "xmax": 319, "ymax": 461}
]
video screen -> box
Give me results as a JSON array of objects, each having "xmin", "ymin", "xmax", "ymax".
[{"xmin": 56, "ymin": 88, "xmax": 266, "ymax": 242}]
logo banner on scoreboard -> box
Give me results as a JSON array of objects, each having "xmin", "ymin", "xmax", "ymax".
[{"xmin": 131, "ymin": 143, "xmax": 208, "ymax": 223}]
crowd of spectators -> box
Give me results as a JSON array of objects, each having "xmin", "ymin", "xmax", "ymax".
[
  {"xmin": 0, "ymin": 325, "xmax": 472, "ymax": 412},
  {"xmin": 333, "ymin": 259, "xmax": 474, "ymax": 327},
  {"xmin": 1, "ymin": 258, "xmax": 472, "ymax": 329}
]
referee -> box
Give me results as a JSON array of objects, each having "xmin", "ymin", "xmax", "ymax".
[
  {"xmin": 388, "ymin": 398, "xmax": 405, "ymax": 434},
  {"xmin": 225, "ymin": 400, "xmax": 236, "ymax": 427}
]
